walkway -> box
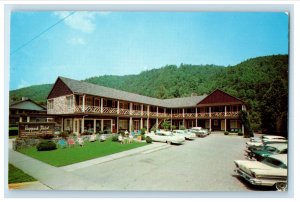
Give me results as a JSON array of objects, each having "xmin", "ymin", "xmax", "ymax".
[{"xmin": 8, "ymin": 141, "xmax": 170, "ymax": 190}]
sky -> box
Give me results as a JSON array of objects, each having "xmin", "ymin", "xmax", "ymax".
[{"xmin": 10, "ymin": 11, "xmax": 289, "ymax": 90}]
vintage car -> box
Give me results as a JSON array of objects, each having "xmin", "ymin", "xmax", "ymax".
[
  {"xmin": 190, "ymin": 127, "xmax": 209, "ymax": 137},
  {"xmin": 172, "ymin": 130, "xmax": 196, "ymax": 140},
  {"xmin": 234, "ymin": 154, "xmax": 287, "ymax": 191},
  {"xmin": 246, "ymin": 135, "xmax": 287, "ymax": 148},
  {"xmin": 245, "ymin": 143, "xmax": 288, "ymax": 161},
  {"xmin": 145, "ymin": 131, "xmax": 185, "ymax": 144}
]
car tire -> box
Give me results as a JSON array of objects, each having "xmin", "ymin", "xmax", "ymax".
[{"xmin": 275, "ymin": 182, "xmax": 287, "ymax": 191}]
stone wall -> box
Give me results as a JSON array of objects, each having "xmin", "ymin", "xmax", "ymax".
[{"xmin": 48, "ymin": 95, "xmax": 75, "ymax": 114}]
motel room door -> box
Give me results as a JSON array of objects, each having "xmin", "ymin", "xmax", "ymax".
[
  {"xmin": 221, "ymin": 120, "xmax": 225, "ymax": 131},
  {"xmin": 74, "ymin": 119, "xmax": 80, "ymax": 135}
]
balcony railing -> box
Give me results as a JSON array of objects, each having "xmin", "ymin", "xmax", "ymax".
[{"xmin": 54, "ymin": 105, "xmax": 240, "ymax": 118}]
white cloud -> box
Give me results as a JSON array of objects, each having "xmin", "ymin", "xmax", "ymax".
[
  {"xmin": 68, "ymin": 36, "xmax": 86, "ymax": 45},
  {"xmin": 54, "ymin": 11, "xmax": 108, "ymax": 33}
]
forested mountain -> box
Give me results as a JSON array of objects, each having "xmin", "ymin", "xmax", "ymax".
[{"xmin": 10, "ymin": 54, "xmax": 288, "ymax": 135}]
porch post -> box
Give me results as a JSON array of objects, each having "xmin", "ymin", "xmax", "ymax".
[
  {"xmin": 156, "ymin": 106, "xmax": 158, "ymax": 117},
  {"xmin": 111, "ymin": 119, "xmax": 113, "ymax": 133},
  {"xmin": 171, "ymin": 109, "xmax": 173, "ymax": 129},
  {"xmin": 100, "ymin": 98, "xmax": 103, "ymax": 113},
  {"xmin": 130, "ymin": 103, "xmax": 133, "ymax": 115},
  {"xmin": 82, "ymin": 95, "xmax": 85, "ymax": 113},
  {"xmin": 27, "ymin": 116, "xmax": 30, "ymax": 122},
  {"xmin": 147, "ymin": 118, "xmax": 149, "ymax": 132},
  {"xmin": 225, "ymin": 106, "xmax": 227, "ymax": 131},
  {"xmin": 141, "ymin": 118, "xmax": 143, "ymax": 129},
  {"xmin": 94, "ymin": 119, "xmax": 96, "ymax": 133},
  {"xmin": 117, "ymin": 101, "xmax": 120, "ymax": 114},
  {"xmin": 61, "ymin": 117, "xmax": 64, "ymax": 132},
  {"xmin": 81, "ymin": 117, "xmax": 85, "ymax": 133},
  {"xmin": 19, "ymin": 117, "xmax": 23, "ymax": 123},
  {"xmin": 209, "ymin": 107, "xmax": 212, "ymax": 131},
  {"xmin": 195, "ymin": 107, "xmax": 198, "ymax": 127},
  {"xmin": 116, "ymin": 117, "xmax": 119, "ymax": 133},
  {"xmin": 164, "ymin": 108, "xmax": 166, "ymax": 117},
  {"xmin": 141, "ymin": 104, "xmax": 143, "ymax": 116},
  {"xmin": 183, "ymin": 108, "xmax": 185, "ymax": 118},
  {"xmin": 147, "ymin": 105, "xmax": 150, "ymax": 117},
  {"xmin": 156, "ymin": 118, "xmax": 158, "ymax": 130},
  {"xmin": 101, "ymin": 119, "xmax": 104, "ymax": 132},
  {"xmin": 129, "ymin": 117, "xmax": 133, "ymax": 132}
]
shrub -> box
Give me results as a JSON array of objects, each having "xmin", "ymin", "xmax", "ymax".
[
  {"xmin": 238, "ymin": 132, "xmax": 244, "ymax": 136},
  {"xmin": 111, "ymin": 134, "xmax": 119, "ymax": 142},
  {"xmin": 36, "ymin": 140, "xmax": 57, "ymax": 151},
  {"xmin": 59, "ymin": 131, "xmax": 69, "ymax": 138},
  {"xmin": 224, "ymin": 131, "xmax": 229, "ymax": 135},
  {"xmin": 150, "ymin": 128, "xmax": 156, "ymax": 133},
  {"xmin": 38, "ymin": 133, "xmax": 54, "ymax": 139},
  {"xmin": 140, "ymin": 128, "xmax": 146, "ymax": 135},
  {"xmin": 146, "ymin": 136, "xmax": 152, "ymax": 144},
  {"xmin": 141, "ymin": 134, "xmax": 145, "ymax": 140},
  {"xmin": 179, "ymin": 125, "xmax": 186, "ymax": 130}
]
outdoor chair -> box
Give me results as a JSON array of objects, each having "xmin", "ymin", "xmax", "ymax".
[
  {"xmin": 118, "ymin": 135, "xmax": 125, "ymax": 144},
  {"xmin": 89, "ymin": 134, "xmax": 97, "ymax": 142},
  {"xmin": 77, "ymin": 137, "xmax": 84, "ymax": 147},
  {"xmin": 128, "ymin": 134, "xmax": 134, "ymax": 143},
  {"xmin": 99, "ymin": 134, "xmax": 106, "ymax": 142},
  {"xmin": 67, "ymin": 138, "xmax": 76, "ymax": 148},
  {"xmin": 57, "ymin": 139, "xmax": 67, "ymax": 149}
]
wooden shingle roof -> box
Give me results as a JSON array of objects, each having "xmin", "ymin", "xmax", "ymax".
[{"xmin": 58, "ymin": 76, "xmax": 206, "ymax": 108}]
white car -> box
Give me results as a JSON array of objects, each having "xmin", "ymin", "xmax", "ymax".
[
  {"xmin": 172, "ymin": 130, "xmax": 196, "ymax": 140},
  {"xmin": 246, "ymin": 135, "xmax": 287, "ymax": 148},
  {"xmin": 190, "ymin": 127, "xmax": 209, "ymax": 137},
  {"xmin": 146, "ymin": 131, "xmax": 185, "ymax": 144},
  {"xmin": 234, "ymin": 154, "xmax": 287, "ymax": 191}
]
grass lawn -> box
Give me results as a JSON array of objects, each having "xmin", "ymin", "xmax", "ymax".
[
  {"xmin": 9, "ymin": 164, "xmax": 36, "ymax": 184},
  {"xmin": 18, "ymin": 139, "xmax": 147, "ymax": 167}
]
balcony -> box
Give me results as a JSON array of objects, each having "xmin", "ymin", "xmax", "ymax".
[{"xmin": 48, "ymin": 105, "xmax": 240, "ymax": 119}]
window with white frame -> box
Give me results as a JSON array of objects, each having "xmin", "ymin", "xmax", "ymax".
[
  {"xmin": 66, "ymin": 96, "xmax": 73, "ymax": 109},
  {"xmin": 48, "ymin": 99, "xmax": 54, "ymax": 110}
]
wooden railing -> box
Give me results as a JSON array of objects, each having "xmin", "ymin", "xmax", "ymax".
[{"xmin": 71, "ymin": 105, "xmax": 240, "ymax": 118}]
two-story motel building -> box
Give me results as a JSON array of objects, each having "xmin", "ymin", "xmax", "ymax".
[{"xmin": 47, "ymin": 77, "xmax": 246, "ymax": 135}]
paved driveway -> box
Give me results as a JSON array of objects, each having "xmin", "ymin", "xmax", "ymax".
[{"xmin": 67, "ymin": 132, "xmax": 259, "ymax": 191}]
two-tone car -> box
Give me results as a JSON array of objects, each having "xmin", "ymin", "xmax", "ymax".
[
  {"xmin": 145, "ymin": 130, "xmax": 185, "ymax": 145},
  {"xmin": 172, "ymin": 130, "xmax": 196, "ymax": 140},
  {"xmin": 246, "ymin": 135, "xmax": 287, "ymax": 148},
  {"xmin": 234, "ymin": 154, "xmax": 287, "ymax": 191},
  {"xmin": 190, "ymin": 127, "xmax": 209, "ymax": 137},
  {"xmin": 245, "ymin": 143, "xmax": 288, "ymax": 161}
]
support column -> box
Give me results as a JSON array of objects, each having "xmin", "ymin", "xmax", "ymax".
[
  {"xmin": 147, "ymin": 105, "xmax": 150, "ymax": 117},
  {"xmin": 141, "ymin": 104, "xmax": 143, "ymax": 116},
  {"xmin": 116, "ymin": 117, "xmax": 119, "ymax": 133},
  {"xmin": 147, "ymin": 118, "xmax": 149, "ymax": 132},
  {"xmin": 100, "ymin": 98, "xmax": 103, "ymax": 113},
  {"xmin": 225, "ymin": 106, "xmax": 227, "ymax": 131},
  {"xmin": 156, "ymin": 106, "xmax": 159, "ymax": 117},
  {"xmin": 117, "ymin": 100, "xmax": 120, "ymax": 114},
  {"xmin": 209, "ymin": 107, "xmax": 212, "ymax": 131},
  {"xmin": 130, "ymin": 103, "xmax": 133, "ymax": 115},
  {"xmin": 94, "ymin": 119, "xmax": 96, "ymax": 133},
  {"xmin": 195, "ymin": 107, "xmax": 198, "ymax": 127},
  {"xmin": 61, "ymin": 117, "xmax": 64, "ymax": 132},
  {"xmin": 101, "ymin": 119, "xmax": 104, "ymax": 132},
  {"xmin": 183, "ymin": 108, "xmax": 185, "ymax": 118},
  {"xmin": 27, "ymin": 116, "xmax": 30, "ymax": 122},
  {"xmin": 129, "ymin": 117, "xmax": 133, "ymax": 132},
  {"xmin": 82, "ymin": 95, "xmax": 85, "ymax": 113},
  {"xmin": 111, "ymin": 120, "xmax": 113, "ymax": 133},
  {"xmin": 19, "ymin": 117, "xmax": 23, "ymax": 123},
  {"xmin": 164, "ymin": 108, "xmax": 166, "ymax": 117},
  {"xmin": 171, "ymin": 109, "xmax": 173, "ymax": 129},
  {"xmin": 81, "ymin": 117, "xmax": 85, "ymax": 133},
  {"xmin": 140, "ymin": 118, "xmax": 143, "ymax": 129},
  {"xmin": 156, "ymin": 118, "xmax": 158, "ymax": 129}
]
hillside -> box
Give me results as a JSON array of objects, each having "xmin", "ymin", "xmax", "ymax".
[{"xmin": 9, "ymin": 54, "xmax": 288, "ymax": 135}]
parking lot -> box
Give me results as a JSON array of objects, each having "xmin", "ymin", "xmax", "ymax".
[{"xmin": 67, "ymin": 132, "xmax": 272, "ymax": 191}]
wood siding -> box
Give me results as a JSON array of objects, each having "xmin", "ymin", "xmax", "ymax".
[
  {"xmin": 197, "ymin": 89, "xmax": 244, "ymax": 107},
  {"xmin": 47, "ymin": 78, "xmax": 73, "ymax": 99}
]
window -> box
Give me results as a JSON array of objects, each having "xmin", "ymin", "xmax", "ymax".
[
  {"xmin": 66, "ymin": 96, "xmax": 74, "ymax": 109},
  {"xmin": 48, "ymin": 99, "xmax": 54, "ymax": 110},
  {"xmin": 230, "ymin": 120, "xmax": 238, "ymax": 128},
  {"xmin": 103, "ymin": 99, "xmax": 107, "ymax": 107},
  {"xmin": 112, "ymin": 100, "xmax": 116, "ymax": 108}
]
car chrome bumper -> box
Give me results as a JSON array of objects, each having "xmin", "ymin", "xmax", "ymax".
[{"xmin": 234, "ymin": 168, "xmax": 285, "ymax": 187}]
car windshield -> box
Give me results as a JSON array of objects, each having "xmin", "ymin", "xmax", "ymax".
[
  {"xmin": 261, "ymin": 157, "xmax": 287, "ymax": 169},
  {"xmin": 264, "ymin": 146, "xmax": 279, "ymax": 153}
]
